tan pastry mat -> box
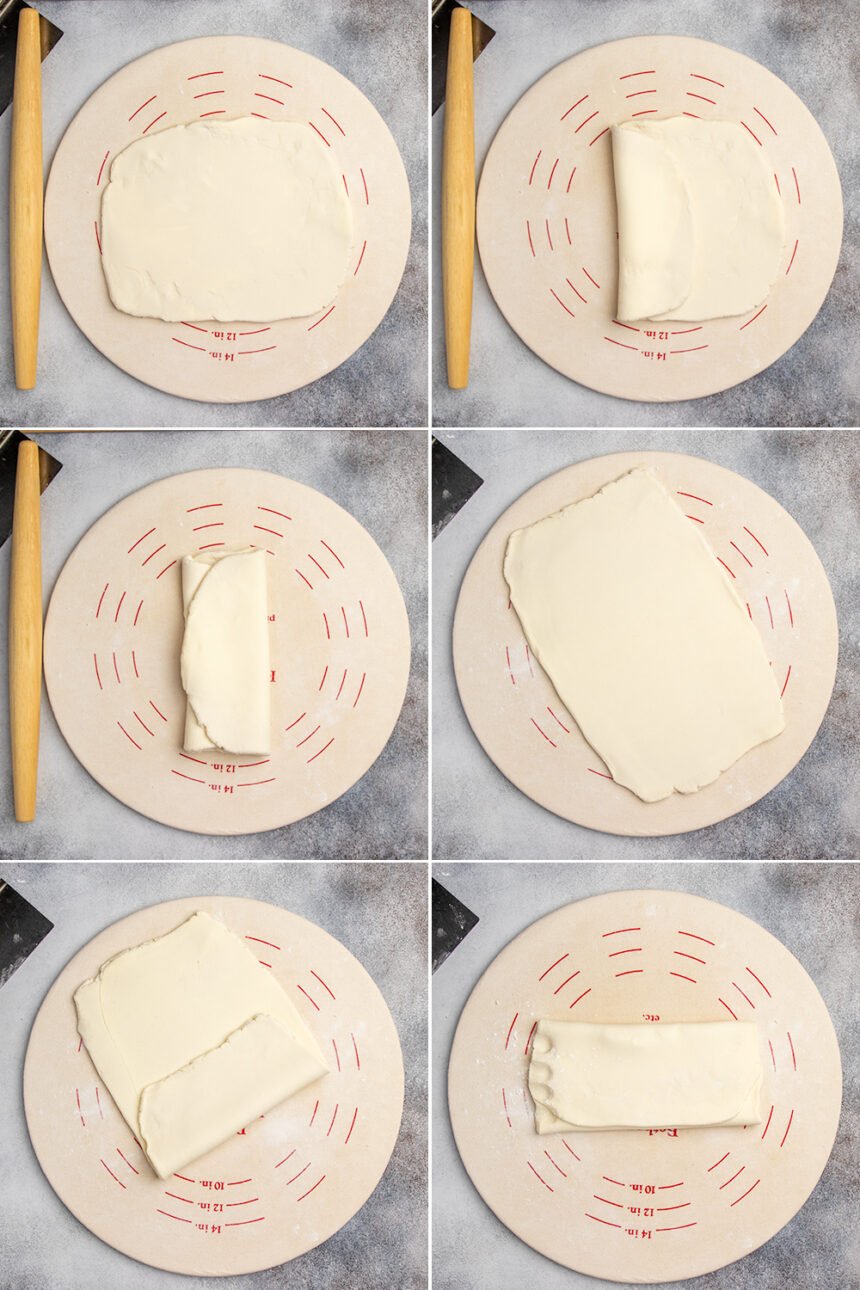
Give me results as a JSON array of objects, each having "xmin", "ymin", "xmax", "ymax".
[
  {"xmin": 453, "ymin": 450, "xmax": 837, "ymax": 837},
  {"xmin": 477, "ymin": 35, "xmax": 842, "ymax": 402},
  {"xmin": 43, "ymin": 467, "xmax": 410, "ymax": 835},
  {"xmin": 449, "ymin": 888, "xmax": 841, "ymax": 1284},
  {"xmin": 44, "ymin": 35, "xmax": 411, "ymax": 403},
  {"xmin": 24, "ymin": 896, "xmax": 404, "ymax": 1277}
]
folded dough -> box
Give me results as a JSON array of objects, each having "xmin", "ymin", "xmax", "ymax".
[
  {"xmin": 529, "ymin": 1021, "xmax": 763, "ymax": 1133},
  {"xmin": 612, "ymin": 117, "xmax": 785, "ymax": 322},
  {"xmin": 75, "ymin": 912, "xmax": 328, "ymax": 1178},
  {"xmin": 100, "ymin": 117, "xmax": 353, "ymax": 322},
  {"xmin": 180, "ymin": 548, "xmax": 270, "ymax": 755},
  {"xmin": 504, "ymin": 468, "xmax": 785, "ymax": 802}
]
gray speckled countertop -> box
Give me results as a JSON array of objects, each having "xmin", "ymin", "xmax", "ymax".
[
  {"xmin": 432, "ymin": 861, "xmax": 860, "ymax": 1289},
  {"xmin": 0, "ymin": 429, "xmax": 427, "ymax": 860},
  {"xmin": 432, "ymin": 0, "xmax": 860, "ymax": 427},
  {"xmin": 432, "ymin": 428, "xmax": 860, "ymax": 860},
  {"xmin": 0, "ymin": 0, "xmax": 427, "ymax": 427},
  {"xmin": 0, "ymin": 861, "xmax": 427, "ymax": 1290}
]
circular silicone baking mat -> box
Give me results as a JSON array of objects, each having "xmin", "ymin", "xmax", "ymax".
[
  {"xmin": 43, "ymin": 467, "xmax": 410, "ymax": 835},
  {"xmin": 452, "ymin": 450, "xmax": 837, "ymax": 837},
  {"xmin": 44, "ymin": 35, "xmax": 411, "ymax": 403},
  {"xmin": 448, "ymin": 888, "xmax": 841, "ymax": 1284},
  {"xmin": 476, "ymin": 35, "xmax": 842, "ymax": 402},
  {"xmin": 24, "ymin": 895, "xmax": 404, "ymax": 1278}
]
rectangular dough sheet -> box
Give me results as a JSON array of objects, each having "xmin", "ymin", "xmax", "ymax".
[
  {"xmin": 529, "ymin": 1020, "xmax": 763, "ymax": 1133},
  {"xmin": 504, "ymin": 468, "xmax": 785, "ymax": 802},
  {"xmin": 75, "ymin": 911, "xmax": 328, "ymax": 1178},
  {"xmin": 180, "ymin": 548, "xmax": 271, "ymax": 755}
]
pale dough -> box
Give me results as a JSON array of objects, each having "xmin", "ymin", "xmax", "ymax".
[
  {"xmin": 504, "ymin": 468, "xmax": 785, "ymax": 802},
  {"xmin": 180, "ymin": 548, "xmax": 270, "ymax": 755},
  {"xmin": 529, "ymin": 1021, "xmax": 763, "ymax": 1134},
  {"xmin": 612, "ymin": 117, "xmax": 785, "ymax": 322},
  {"xmin": 100, "ymin": 117, "xmax": 353, "ymax": 323},
  {"xmin": 74, "ymin": 912, "xmax": 328, "ymax": 1178}
]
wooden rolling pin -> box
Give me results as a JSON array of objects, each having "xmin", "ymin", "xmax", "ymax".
[
  {"xmin": 10, "ymin": 6, "xmax": 43, "ymax": 391},
  {"xmin": 442, "ymin": 5, "xmax": 475, "ymax": 390},
  {"xmin": 9, "ymin": 440, "xmax": 42, "ymax": 822}
]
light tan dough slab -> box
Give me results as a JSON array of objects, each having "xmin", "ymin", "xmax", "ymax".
[
  {"xmin": 529, "ymin": 1021, "xmax": 762, "ymax": 1133},
  {"xmin": 25, "ymin": 896, "xmax": 404, "ymax": 1278},
  {"xmin": 448, "ymin": 889, "xmax": 841, "ymax": 1284},
  {"xmin": 43, "ymin": 468, "xmax": 410, "ymax": 836},
  {"xmin": 44, "ymin": 36, "xmax": 411, "ymax": 403},
  {"xmin": 75, "ymin": 911, "xmax": 328, "ymax": 1177},
  {"xmin": 476, "ymin": 34, "xmax": 842, "ymax": 402},
  {"xmin": 505, "ymin": 468, "xmax": 785, "ymax": 802},
  {"xmin": 453, "ymin": 450, "xmax": 837, "ymax": 837}
]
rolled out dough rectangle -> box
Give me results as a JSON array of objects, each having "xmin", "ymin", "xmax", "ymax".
[
  {"xmin": 504, "ymin": 468, "xmax": 785, "ymax": 802},
  {"xmin": 529, "ymin": 1020, "xmax": 763, "ymax": 1134},
  {"xmin": 74, "ymin": 912, "xmax": 328, "ymax": 1178}
]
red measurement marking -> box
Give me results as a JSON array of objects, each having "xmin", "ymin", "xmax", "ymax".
[
  {"xmin": 788, "ymin": 1031, "xmax": 797, "ymax": 1070},
  {"xmin": 566, "ymin": 278, "xmax": 587, "ymax": 304},
  {"xmin": 296, "ymin": 724, "xmax": 321, "ymax": 748},
  {"xmin": 590, "ymin": 126, "xmax": 610, "ymax": 145},
  {"xmin": 566, "ymin": 166, "xmax": 577, "ymax": 193},
  {"xmin": 75, "ymin": 1088, "xmax": 85, "ymax": 1126},
  {"xmin": 562, "ymin": 1140, "xmax": 581, "ymax": 1162},
  {"xmin": 730, "ymin": 1179, "xmax": 760, "ymax": 1207},
  {"xmin": 236, "ymin": 777, "xmax": 276, "ymax": 788},
  {"xmin": 753, "ymin": 105, "xmax": 777, "ymax": 135},
  {"xmin": 687, "ymin": 92, "xmax": 716, "ymax": 105},
  {"xmin": 226, "ymin": 1177, "xmax": 253, "ymax": 1187},
  {"xmin": 93, "ymin": 219, "xmax": 102, "ymax": 254},
  {"xmin": 171, "ymin": 770, "xmax": 205, "ymax": 784},
  {"xmin": 275, "ymin": 1150, "xmax": 296, "ymax": 1169},
  {"xmin": 683, "ymin": 111, "xmax": 701, "ymax": 119},
  {"xmin": 687, "ymin": 515, "xmax": 704, "ymax": 524},
  {"xmin": 502, "ymin": 1088, "xmax": 512, "ymax": 1128},
  {"xmin": 657, "ymin": 1203, "xmax": 690, "ymax": 1212},
  {"xmin": 308, "ymin": 555, "xmax": 329, "ymax": 581},
  {"xmin": 309, "ymin": 120, "xmax": 330, "ymax": 147},
  {"xmin": 730, "ymin": 540, "xmax": 753, "ymax": 568},
  {"xmin": 549, "ymin": 288, "xmax": 575, "ymax": 319},
  {"xmin": 719, "ymin": 1166, "xmax": 745, "ymax": 1190},
  {"xmin": 546, "ymin": 157, "xmax": 559, "ymax": 190},
  {"xmin": 296, "ymin": 570, "xmax": 314, "ymax": 591},
  {"xmin": 254, "ymin": 92, "xmax": 284, "ymax": 106},
  {"xmin": 156, "ymin": 559, "xmax": 177, "ymax": 580},
  {"xmin": 359, "ymin": 599, "xmax": 368, "ymax": 637},
  {"xmin": 619, "ymin": 69, "xmax": 656, "ymax": 79},
  {"xmin": 657, "ymin": 1182, "xmax": 684, "ymax": 1191},
  {"xmin": 308, "ymin": 306, "xmax": 335, "ymax": 332},
  {"xmin": 740, "ymin": 120, "xmax": 762, "ymax": 146},
  {"xmin": 259, "ymin": 74, "xmax": 292, "ymax": 88},
  {"xmin": 543, "ymin": 1150, "xmax": 567, "ymax": 1179},
  {"xmin": 181, "ymin": 753, "xmax": 207, "ymax": 766},
  {"xmin": 527, "ymin": 1162, "xmax": 554, "ymax": 1193},
  {"xmin": 615, "ymin": 968, "xmax": 643, "ymax": 977},
  {"xmin": 199, "ymin": 543, "xmax": 225, "ymax": 551},
  {"xmin": 117, "ymin": 721, "xmax": 141, "ymax": 750},
  {"xmin": 530, "ymin": 717, "xmax": 558, "ymax": 748},
  {"xmin": 784, "ymin": 590, "xmax": 794, "ymax": 629},
  {"xmin": 525, "ymin": 218, "xmax": 535, "ymax": 257},
  {"xmin": 594, "ymin": 1193, "xmax": 624, "ymax": 1209},
  {"xmin": 297, "ymin": 1175, "xmax": 326, "ymax": 1203},
  {"xmin": 614, "ymin": 321, "xmax": 642, "ymax": 333},
  {"xmin": 182, "ymin": 322, "xmax": 209, "ymax": 334},
  {"xmin": 319, "ymin": 664, "xmax": 329, "ymax": 691},
  {"xmin": 187, "ymin": 70, "xmax": 224, "ymax": 80},
  {"xmin": 561, "ymin": 94, "xmax": 588, "ymax": 121},
  {"xmin": 164, "ymin": 1190, "xmax": 194, "ymax": 1204},
  {"xmin": 100, "ymin": 1159, "xmax": 126, "ymax": 1189},
  {"xmin": 602, "ymin": 927, "xmax": 640, "ymax": 938},
  {"xmin": 308, "ymin": 1104, "xmax": 318, "ymax": 1131},
  {"xmin": 587, "ymin": 767, "xmax": 613, "ymax": 780},
  {"xmin": 582, "ymin": 267, "xmax": 600, "ymax": 290},
  {"xmin": 745, "ymin": 966, "xmax": 771, "ymax": 997},
  {"xmin": 707, "ymin": 1151, "xmax": 730, "ymax": 1172},
  {"xmin": 187, "ymin": 503, "xmax": 223, "ymax": 512},
  {"xmin": 142, "ymin": 110, "xmax": 167, "ymax": 135},
  {"xmin": 670, "ymin": 344, "xmax": 709, "ymax": 354},
  {"xmin": 626, "ymin": 88, "xmax": 657, "ymax": 98},
  {"xmin": 574, "ymin": 109, "xmax": 599, "ymax": 134},
  {"xmin": 569, "ymin": 987, "xmax": 592, "ymax": 1010},
  {"xmin": 238, "ymin": 344, "xmax": 277, "ymax": 355},
  {"xmin": 740, "ymin": 303, "xmax": 768, "ymax": 330},
  {"xmin": 117, "ymin": 1148, "xmax": 139, "ymax": 1174},
  {"xmin": 225, "ymin": 1216, "xmax": 266, "ymax": 1226},
  {"xmin": 504, "ymin": 1013, "xmax": 518, "ymax": 1048},
  {"xmin": 360, "ymin": 167, "xmax": 369, "ymax": 205},
  {"xmin": 93, "ymin": 654, "xmax": 103, "ymax": 691},
  {"xmin": 96, "ymin": 150, "xmax": 110, "ymax": 187},
  {"xmin": 691, "ymin": 73, "xmax": 725, "ymax": 86},
  {"xmin": 761, "ymin": 1104, "xmax": 774, "ymax": 1140},
  {"xmin": 792, "ymin": 166, "xmax": 801, "ymax": 204},
  {"xmin": 528, "ymin": 149, "xmax": 541, "ymax": 185},
  {"xmin": 326, "ymin": 1105, "xmax": 339, "ymax": 1137},
  {"xmin": 786, "ymin": 238, "xmax": 799, "ymax": 275},
  {"xmin": 193, "ymin": 89, "xmax": 225, "ymax": 100},
  {"xmin": 129, "ymin": 94, "xmax": 157, "ymax": 121},
  {"xmin": 149, "ymin": 699, "xmax": 167, "ymax": 722},
  {"xmin": 285, "ymin": 713, "xmax": 306, "ymax": 732},
  {"xmin": 192, "ymin": 522, "xmax": 224, "ymax": 532},
  {"xmin": 553, "ymin": 972, "xmax": 581, "ymax": 1000},
  {"xmin": 225, "ymin": 1197, "xmax": 259, "ymax": 1208},
  {"xmin": 174, "ymin": 1173, "xmax": 195, "ymax": 1183},
  {"xmin": 133, "ymin": 711, "xmax": 153, "ymax": 736},
  {"xmin": 718, "ymin": 997, "xmax": 738, "ymax": 1020},
  {"xmin": 307, "ymin": 738, "xmax": 335, "ymax": 765},
  {"xmin": 605, "ymin": 336, "xmax": 638, "ymax": 351},
  {"xmin": 157, "ymin": 1209, "xmax": 192, "ymax": 1223},
  {"xmin": 586, "ymin": 1212, "xmax": 620, "ymax": 1228},
  {"xmin": 547, "ymin": 706, "xmax": 570, "ymax": 734},
  {"xmin": 353, "ymin": 239, "xmax": 367, "ymax": 276},
  {"xmin": 716, "ymin": 557, "xmax": 735, "ymax": 580},
  {"xmin": 141, "ymin": 543, "xmax": 166, "ymax": 567},
  {"xmin": 670, "ymin": 972, "xmax": 697, "ymax": 984},
  {"xmin": 352, "ymin": 673, "xmax": 366, "ymax": 708},
  {"xmin": 608, "ymin": 947, "xmax": 642, "ymax": 959},
  {"xmin": 331, "ymin": 1038, "xmax": 341, "ymax": 1074},
  {"xmin": 743, "ymin": 525, "xmax": 768, "ymax": 556},
  {"xmin": 657, "ymin": 1222, "xmax": 697, "ymax": 1232},
  {"xmin": 524, "ymin": 1020, "xmax": 539, "ymax": 1054},
  {"xmin": 128, "ymin": 527, "xmax": 155, "ymax": 555},
  {"xmin": 335, "ymin": 669, "xmax": 348, "ymax": 700},
  {"xmin": 320, "ymin": 107, "xmax": 345, "ymax": 137},
  {"xmin": 545, "ymin": 219, "xmax": 553, "ymax": 251},
  {"xmin": 172, "ymin": 336, "xmax": 206, "ymax": 352},
  {"xmin": 765, "ymin": 595, "xmax": 775, "ymax": 630},
  {"xmin": 351, "ymin": 1033, "xmax": 361, "ymax": 1071},
  {"xmin": 564, "ymin": 217, "xmax": 572, "ymax": 246},
  {"xmin": 237, "ymin": 328, "xmax": 271, "ymax": 338},
  {"xmin": 296, "ymin": 984, "xmax": 319, "ymax": 1012},
  {"xmin": 341, "ymin": 605, "xmax": 350, "ymax": 638},
  {"xmin": 345, "ymin": 1107, "xmax": 359, "ymax": 1145},
  {"xmin": 245, "ymin": 935, "xmax": 280, "ymax": 950},
  {"xmin": 631, "ymin": 110, "xmax": 658, "ymax": 118},
  {"xmin": 780, "ymin": 664, "xmax": 792, "ymax": 697},
  {"xmin": 674, "ymin": 952, "xmax": 706, "ymax": 966},
  {"xmin": 539, "ymin": 953, "xmax": 569, "ymax": 980}
]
